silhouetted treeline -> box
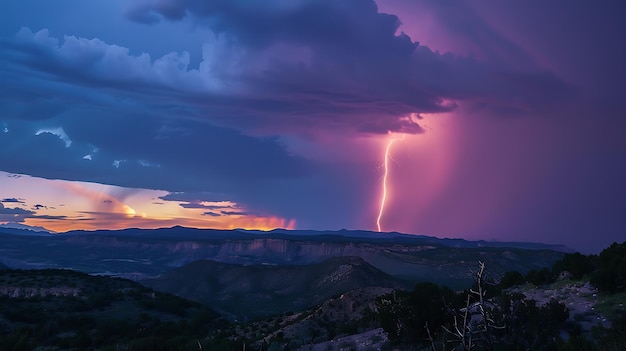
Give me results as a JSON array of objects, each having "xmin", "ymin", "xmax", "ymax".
[{"xmin": 520, "ymin": 241, "xmax": 625, "ymax": 293}]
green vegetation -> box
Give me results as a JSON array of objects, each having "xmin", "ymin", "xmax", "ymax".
[
  {"xmin": 590, "ymin": 242, "xmax": 626, "ymax": 293},
  {"xmin": 0, "ymin": 268, "xmax": 389, "ymax": 351},
  {"xmin": 377, "ymin": 265, "xmax": 570, "ymax": 350},
  {"xmin": 497, "ymin": 241, "xmax": 626, "ymax": 294},
  {"xmin": 202, "ymin": 288, "xmax": 389, "ymax": 350},
  {"xmin": 377, "ymin": 282, "xmax": 459, "ymax": 344},
  {"xmin": 552, "ymin": 252, "xmax": 596, "ymax": 280},
  {"xmin": 0, "ymin": 269, "xmax": 225, "ymax": 350},
  {"xmin": 594, "ymin": 291, "xmax": 626, "ymax": 320},
  {"xmin": 376, "ymin": 241, "xmax": 626, "ymax": 350},
  {"xmin": 143, "ymin": 256, "xmax": 404, "ymax": 320},
  {"xmin": 0, "ymin": 241, "xmax": 624, "ymax": 350}
]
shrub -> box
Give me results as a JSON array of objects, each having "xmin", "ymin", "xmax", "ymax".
[
  {"xmin": 552, "ymin": 252, "xmax": 596, "ymax": 279},
  {"xmin": 377, "ymin": 282, "xmax": 455, "ymax": 344},
  {"xmin": 591, "ymin": 242, "xmax": 626, "ymax": 293},
  {"xmin": 498, "ymin": 271, "xmax": 525, "ymax": 289}
]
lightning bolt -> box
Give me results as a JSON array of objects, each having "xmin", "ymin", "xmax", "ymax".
[{"xmin": 376, "ymin": 134, "xmax": 406, "ymax": 232}]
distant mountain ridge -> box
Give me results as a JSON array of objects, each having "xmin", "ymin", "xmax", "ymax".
[
  {"xmin": 0, "ymin": 223, "xmax": 53, "ymax": 235},
  {"xmin": 269, "ymin": 228, "xmax": 574, "ymax": 252},
  {"xmin": 61, "ymin": 226, "xmax": 574, "ymax": 252},
  {"xmin": 0, "ymin": 226, "xmax": 566, "ymax": 290}
]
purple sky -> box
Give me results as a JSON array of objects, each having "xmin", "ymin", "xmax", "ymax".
[{"xmin": 0, "ymin": 0, "xmax": 624, "ymax": 252}]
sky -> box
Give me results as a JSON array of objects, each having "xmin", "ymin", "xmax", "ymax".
[{"xmin": 0, "ymin": 0, "xmax": 625, "ymax": 253}]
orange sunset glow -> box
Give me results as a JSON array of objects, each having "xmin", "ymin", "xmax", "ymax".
[{"xmin": 0, "ymin": 171, "xmax": 294, "ymax": 233}]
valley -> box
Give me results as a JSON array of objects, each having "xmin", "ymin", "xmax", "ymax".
[
  {"xmin": 1, "ymin": 227, "xmax": 623, "ymax": 350},
  {"xmin": 0, "ymin": 227, "xmax": 566, "ymax": 289}
]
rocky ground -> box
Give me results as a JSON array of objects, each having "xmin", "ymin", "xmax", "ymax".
[
  {"xmin": 296, "ymin": 328, "xmax": 387, "ymax": 351},
  {"xmin": 510, "ymin": 280, "xmax": 611, "ymax": 331}
]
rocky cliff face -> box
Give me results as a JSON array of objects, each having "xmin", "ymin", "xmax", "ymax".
[{"xmin": 0, "ymin": 228, "xmax": 565, "ymax": 290}]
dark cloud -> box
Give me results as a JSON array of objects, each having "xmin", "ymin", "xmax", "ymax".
[
  {"xmin": 1, "ymin": 198, "xmax": 24, "ymax": 203},
  {"xmin": 126, "ymin": 0, "xmax": 416, "ymax": 54},
  {"xmin": 170, "ymin": 195, "xmax": 254, "ymax": 216},
  {"xmin": 158, "ymin": 192, "xmax": 229, "ymax": 202},
  {"xmin": 0, "ymin": 0, "xmax": 602, "ymax": 243},
  {"xmin": 0, "ymin": 202, "xmax": 66, "ymax": 223},
  {"xmin": 0, "ymin": 203, "xmax": 33, "ymax": 214},
  {"xmin": 31, "ymin": 214, "xmax": 67, "ymax": 220},
  {"xmin": 0, "ymin": 202, "xmax": 35, "ymax": 222},
  {"xmin": 123, "ymin": 0, "xmax": 574, "ymax": 130},
  {"xmin": 179, "ymin": 202, "xmax": 232, "ymax": 210},
  {"xmin": 159, "ymin": 192, "xmax": 266, "ymax": 214},
  {"xmin": 2, "ymin": 2, "xmax": 573, "ymax": 143},
  {"xmin": 0, "ymin": 103, "xmax": 311, "ymax": 199},
  {"xmin": 221, "ymin": 210, "xmax": 249, "ymax": 216}
]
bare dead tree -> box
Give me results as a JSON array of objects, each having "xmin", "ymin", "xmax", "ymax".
[
  {"xmin": 442, "ymin": 262, "xmax": 505, "ymax": 351},
  {"xmin": 442, "ymin": 293, "xmax": 474, "ymax": 351}
]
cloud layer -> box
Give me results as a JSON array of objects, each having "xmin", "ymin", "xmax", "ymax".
[
  {"xmin": 1, "ymin": 0, "xmax": 623, "ymax": 252},
  {"xmin": 0, "ymin": 1, "xmax": 574, "ymax": 207}
]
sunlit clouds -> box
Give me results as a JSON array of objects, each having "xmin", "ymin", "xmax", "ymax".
[{"xmin": 0, "ymin": 172, "xmax": 294, "ymax": 232}]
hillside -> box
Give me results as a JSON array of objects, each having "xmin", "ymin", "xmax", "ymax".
[
  {"xmin": 221, "ymin": 287, "xmax": 394, "ymax": 350},
  {"xmin": 224, "ymin": 279, "xmax": 626, "ymax": 351},
  {"xmin": 0, "ymin": 269, "xmax": 224, "ymax": 350},
  {"xmin": 0, "ymin": 243, "xmax": 622, "ymax": 350},
  {"xmin": 143, "ymin": 256, "xmax": 405, "ymax": 320}
]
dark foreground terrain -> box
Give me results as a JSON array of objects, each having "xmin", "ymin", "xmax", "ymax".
[
  {"xmin": 0, "ymin": 269, "xmax": 225, "ymax": 350},
  {"xmin": 0, "ymin": 228, "xmax": 623, "ymax": 350}
]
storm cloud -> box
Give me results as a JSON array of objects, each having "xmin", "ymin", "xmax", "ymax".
[{"xmin": 0, "ymin": 0, "xmax": 623, "ymax": 252}]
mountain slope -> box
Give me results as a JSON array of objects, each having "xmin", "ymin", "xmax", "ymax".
[
  {"xmin": 220, "ymin": 287, "xmax": 394, "ymax": 350},
  {"xmin": 0, "ymin": 269, "xmax": 224, "ymax": 350},
  {"xmin": 143, "ymin": 256, "xmax": 406, "ymax": 319}
]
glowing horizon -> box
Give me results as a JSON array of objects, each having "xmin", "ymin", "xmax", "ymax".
[{"xmin": 0, "ymin": 171, "xmax": 295, "ymax": 233}]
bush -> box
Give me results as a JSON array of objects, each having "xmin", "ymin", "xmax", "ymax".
[
  {"xmin": 498, "ymin": 270, "xmax": 525, "ymax": 289},
  {"xmin": 552, "ymin": 252, "xmax": 596, "ymax": 279},
  {"xmin": 591, "ymin": 242, "xmax": 626, "ymax": 293},
  {"xmin": 525, "ymin": 267, "xmax": 554, "ymax": 286},
  {"xmin": 377, "ymin": 282, "xmax": 455, "ymax": 344}
]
